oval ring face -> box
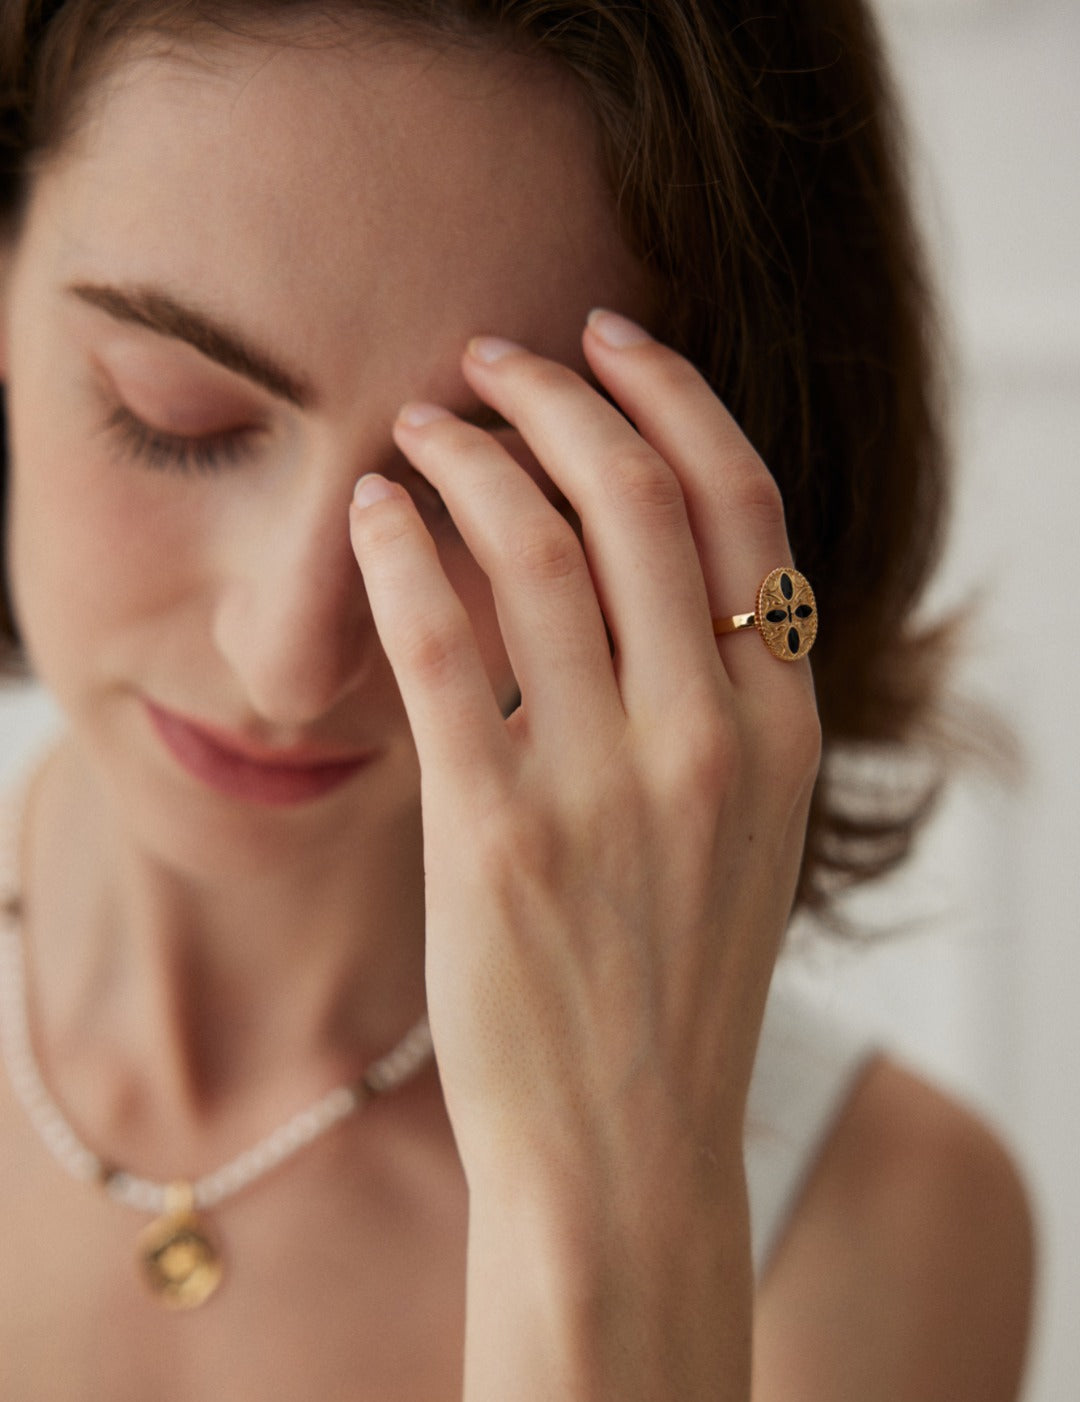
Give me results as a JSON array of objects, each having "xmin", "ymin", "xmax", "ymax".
[{"xmin": 755, "ymin": 568, "xmax": 818, "ymax": 661}]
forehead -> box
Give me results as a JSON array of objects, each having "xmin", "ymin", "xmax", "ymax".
[{"xmin": 26, "ymin": 23, "xmax": 648, "ymax": 400}]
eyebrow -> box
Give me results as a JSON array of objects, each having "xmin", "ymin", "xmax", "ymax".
[
  {"xmin": 67, "ymin": 279, "xmax": 580, "ymax": 434},
  {"xmin": 67, "ymin": 281, "xmax": 317, "ymax": 409}
]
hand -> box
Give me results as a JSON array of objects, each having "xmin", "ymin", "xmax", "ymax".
[{"xmin": 348, "ymin": 311, "xmax": 820, "ymax": 1188}]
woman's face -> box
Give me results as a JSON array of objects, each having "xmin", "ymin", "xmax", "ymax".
[{"xmin": 0, "ymin": 23, "xmax": 649, "ymax": 864}]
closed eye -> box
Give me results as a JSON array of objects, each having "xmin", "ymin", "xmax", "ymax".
[
  {"xmin": 102, "ymin": 402, "xmax": 262, "ymax": 475},
  {"xmin": 101, "ymin": 400, "xmax": 459, "ymax": 531}
]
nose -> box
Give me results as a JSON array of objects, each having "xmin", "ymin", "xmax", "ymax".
[{"xmin": 212, "ymin": 478, "xmax": 377, "ymax": 730}]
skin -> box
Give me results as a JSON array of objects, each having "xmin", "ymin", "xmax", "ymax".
[{"xmin": 0, "ymin": 19, "xmax": 1034, "ymax": 1402}]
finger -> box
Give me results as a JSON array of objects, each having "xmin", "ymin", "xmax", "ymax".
[
  {"xmin": 348, "ymin": 474, "xmax": 510, "ymax": 786},
  {"xmin": 581, "ymin": 312, "xmax": 814, "ymax": 698},
  {"xmin": 392, "ymin": 404, "xmax": 623, "ymax": 752},
  {"xmin": 460, "ymin": 338, "xmax": 728, "ymax": 722}
]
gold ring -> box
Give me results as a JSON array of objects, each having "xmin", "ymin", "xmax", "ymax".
[{"xmin": 712, "ymin": 567, "xmax": 817, "ymax": 661}]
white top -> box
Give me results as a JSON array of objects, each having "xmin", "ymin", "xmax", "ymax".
[
  {"xmin": 0, "ymin": 751, "xmax": 877, "ymax": 1281},
  {"xmin": 746, "ymin": 977, "xmax": 878, "ymax": 1277}
]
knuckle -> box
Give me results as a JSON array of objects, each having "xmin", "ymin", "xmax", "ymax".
[
  {"xmin": 716, "ymin": 459, "xmax": 786, "ymax": 532},
  {"xmin": 659, "ymin": 699, "xmax": 739, "ymax": 799},
  {"xmin": 396, "ymin": 609, "xmax": 469, "ymax": 685},
  {"xmin": 473, "ymin": 805, "xmax": 558, "ymax": 890},
  {"xmin": 504, "ymin": 520, "xmax": 583, "ymax": 584},
  {"xmin": 683, "ymin": 711, "xmax": 739, "ymax": 792},
  {"xmin": 599, "ymin": 446, "xmax": 683, "ymax": 514}
]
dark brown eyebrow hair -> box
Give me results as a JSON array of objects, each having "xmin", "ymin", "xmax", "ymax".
[{"xmin": 67, "ymin": 281, "xmax": 317, "ymax": 409}]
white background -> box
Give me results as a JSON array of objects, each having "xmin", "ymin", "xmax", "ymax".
[
  {"xmin": 1, "ymin": 0, "xmax": 1078, "ymax": 1396},
  {"xmin": 795, "ymin": 2, "xmax": 1080, "ymax": 1398}
]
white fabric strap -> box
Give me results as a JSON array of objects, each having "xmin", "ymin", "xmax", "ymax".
[{"xmin": 745, "ymin": 977, "xmax": 878, "ymax": 1279}]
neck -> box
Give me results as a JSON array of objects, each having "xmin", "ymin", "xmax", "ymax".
[{"xmin": 20, "ymin": 737, "xmax": 429, "ymax": 1123}]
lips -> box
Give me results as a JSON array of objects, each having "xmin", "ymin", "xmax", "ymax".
[{"xmin": 144, "ymin": 699, "xmax": 372, "ymax": 807}]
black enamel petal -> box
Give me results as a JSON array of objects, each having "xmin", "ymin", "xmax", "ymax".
[
  {"xmin": 780, "ymin": 572, "xmax": 793, "ymax": 599},
  {"xmin": 787, "ymin": 627, "xmax": 800, "ymax": 654},
  {"xmin": 795, "ymin": 604, "xmax": 814, "ymax": 619},
  {"xmin": 765, "ymin": 608, "xmax": 788, "ymax": 624}
]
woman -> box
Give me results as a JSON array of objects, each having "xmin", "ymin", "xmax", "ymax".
[{"xmin": 0, "ymin": 0, "xmax": 1034, "ymax": 1398}]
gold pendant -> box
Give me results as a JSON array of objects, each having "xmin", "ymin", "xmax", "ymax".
[{"xmin": 137, "ymin": 1183, "xmax": 224, "ymax": 1309}]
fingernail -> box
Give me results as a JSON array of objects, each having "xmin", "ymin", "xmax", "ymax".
[
  {"xmin": 397, "ymin": 401, "xmax": 453, "ymax": 428},
  {"xmin": 587, "ymin": 309, "xmax": 651, "ymax": 349},
  {"xmin": 352, "ymin": 473, "xmax": 396, "ymax": 509},
  {"xmin": 467, "ymin": 336, "xmax": 522, "ymax": 365}
]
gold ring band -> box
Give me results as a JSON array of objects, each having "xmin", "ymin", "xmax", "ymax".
[{"xmin": 712, "ymin": 567, "xmax": 817, "ymax": 661}]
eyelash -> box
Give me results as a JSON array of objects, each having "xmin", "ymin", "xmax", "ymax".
[
  {"xmin": 103, "ymin": 402, "xmax": 260, "ymax": 476},
  {"xmin": 101, "ymin": 400, "xmax": 454, "ymax": 525}
]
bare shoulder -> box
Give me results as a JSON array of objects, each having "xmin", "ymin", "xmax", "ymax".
[{"xmin": 752, "ymin": 1054, "xmax": 1036, "ymax": 1402}]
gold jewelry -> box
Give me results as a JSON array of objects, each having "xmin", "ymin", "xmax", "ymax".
[
  {"xmin": 0, "ymin": 765, "xmax": 433, "ymax": 1310},
  {"xmin": 712, "ymin": 567, "xmax": 817, "ymax": 661}
]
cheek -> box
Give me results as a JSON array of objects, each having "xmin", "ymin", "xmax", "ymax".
[{"xmin": 6, "ymin": 406, "xmax": 204, "ymax": 683}]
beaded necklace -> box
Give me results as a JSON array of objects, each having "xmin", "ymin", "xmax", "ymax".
[{"xmin": 0, "ymin": 760, "xmax": 433, "ymax": 1308}]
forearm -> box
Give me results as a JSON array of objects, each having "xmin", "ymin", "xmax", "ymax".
[{"xmin": 462, "ymin": 1136, "xmax": 753, "ymax": 1402}]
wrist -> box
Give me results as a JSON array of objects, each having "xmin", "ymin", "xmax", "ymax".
[{"xmin": 463, "ymin": 1139, "xmax": 753, "ymax": 1402}]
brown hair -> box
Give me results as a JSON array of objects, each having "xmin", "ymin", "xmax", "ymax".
[{"xmin": 0, "ymin": 0, "xmax": 955, "ymax": 919}]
